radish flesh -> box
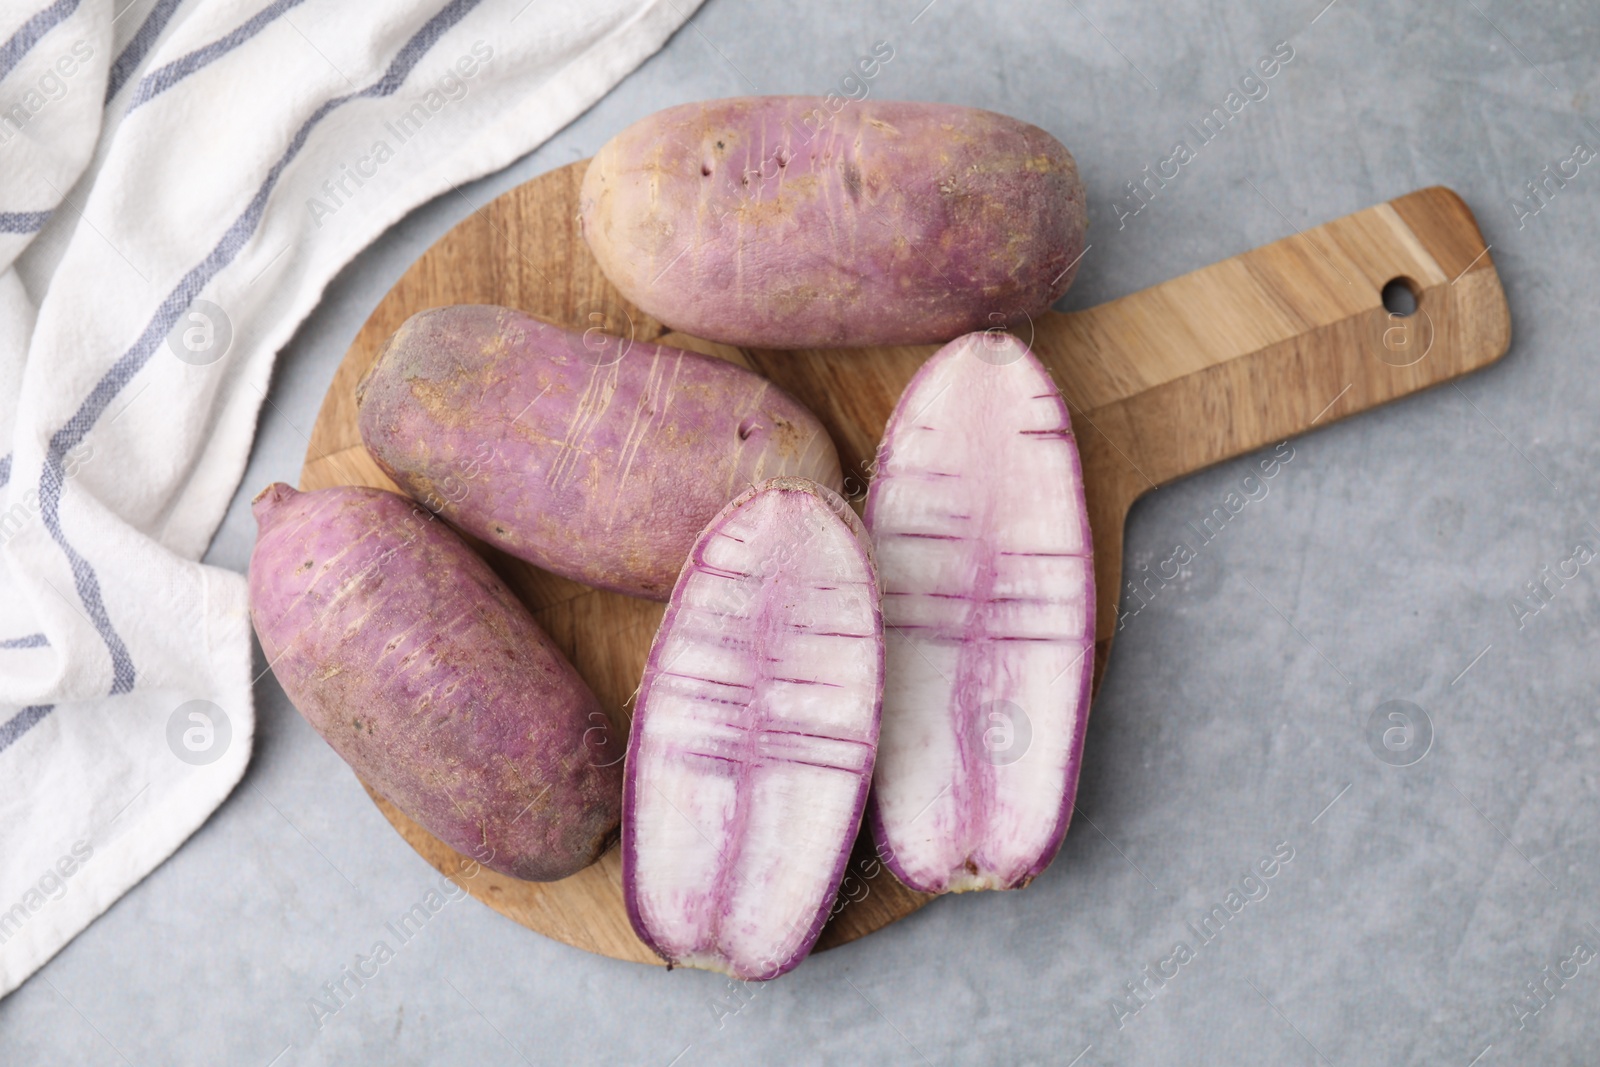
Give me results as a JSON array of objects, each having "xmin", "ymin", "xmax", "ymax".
[
  {"xmin": 865, "ymin": 332, "xmax": 1094, "ymax": 893},
  {"xmin": 623, "ymin": 478, "xmax": 884, "ymax": 979}
]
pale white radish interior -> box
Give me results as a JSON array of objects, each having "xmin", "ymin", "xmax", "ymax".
[
  {"xmin": 630, "ymin": 488, "xmax": 880, "ymax": 977},
  {"xmin": 869, "ymin": 333, "xmax": 1093, "ymax": 892}
]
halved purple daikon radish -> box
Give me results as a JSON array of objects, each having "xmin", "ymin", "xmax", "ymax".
[
  {"xmin": 623, "ymin": 477, "xmax": 884, "ymax": 980},
  {"xmin": 865, "ymin": 332, "xmax": 1094, "ymax": 894}
]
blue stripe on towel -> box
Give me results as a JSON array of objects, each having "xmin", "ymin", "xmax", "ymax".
[
  {"xmin": 0, "ymin": 705, "xmax": 55, "ymax": 753},
  {"xmin": 0, "ymin": 633, "xmax": 49, "ymax": 649},
  {"xmin": 0, "ymin": 210, "xmax": 53, "ymax": 233},
  {"xmin": 128, "ymin": 0, "xmax": 309, "ymax": 112},
  {"xmin": 0, "ymin": 0, "xmax": 81, "ymax": 84},
  {"xmin": 105, "ymin": 0, "xmax": 183, "ymax": 103}
]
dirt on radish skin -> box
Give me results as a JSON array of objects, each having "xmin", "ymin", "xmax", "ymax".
[
  {"xmin": 864, "ymin": 332, "xmax": 1094, "ymax": 894},
  {"xmin": 623, "ymin": 478, "xmax": 883, "ymax": 980},
  {"xmin": 248, "ymin": 483, "xmax": 624, "ymax": 883}
]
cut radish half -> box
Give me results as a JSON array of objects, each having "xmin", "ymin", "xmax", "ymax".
[
  {"xmin": 865, "ymin": 331, "xmax": 1094, "ymax": 893},
  {"xmin": 623, "ymin": 478, "xmax": 884, "ymax": 979}
]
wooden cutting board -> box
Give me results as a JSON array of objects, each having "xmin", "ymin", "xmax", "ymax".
[{"xmin": 300, "ymin": 160, "xmax": 1510, "ymax": 966}]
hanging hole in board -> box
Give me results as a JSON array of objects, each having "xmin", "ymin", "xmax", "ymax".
[{"xmin": 1381, "ymin": 276, "xmax": 1421, "ymax": 317}]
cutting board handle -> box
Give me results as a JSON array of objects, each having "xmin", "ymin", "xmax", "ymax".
[{"xmin": 1033, "ymin": 187, "xmax": 1512, "ymax": 655}]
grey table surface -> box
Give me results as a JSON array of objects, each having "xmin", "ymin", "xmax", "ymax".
[{"xmin": 5, "ymin": 0, "xmax": 1599, "ymax": 1063}]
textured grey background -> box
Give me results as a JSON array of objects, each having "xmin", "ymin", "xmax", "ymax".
[{"xmin": 4, "ymin": 0, "xmax": 1599, "ymax": 1063}]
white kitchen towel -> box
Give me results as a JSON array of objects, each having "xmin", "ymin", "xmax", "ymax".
[{"xmin": 0, "ymin": 0, "xmax": 702, "ymax": 996}]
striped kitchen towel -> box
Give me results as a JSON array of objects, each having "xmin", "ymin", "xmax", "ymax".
[{"xmin": 0, "ymin": 0, "xmax": 702, "ymax": 996}]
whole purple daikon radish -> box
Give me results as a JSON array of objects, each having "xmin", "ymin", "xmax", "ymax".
[
  {"xmin": 357, "ymin": 304, "xmax": 841, "ymax": 600},
  {"xmin": 865, "ymin": 332, "xmax": 1094, "ymax": 893},
  {"xmin": 623, "ymin": 478, "xmax": 883, "ymax": 980},
  {"xmin": 580, "ymin": 97, "xmax": 1087, "ymax": 349},
  {"xmin": 249, "ymin": 483, "xmax": 623, "ymax": 882}
]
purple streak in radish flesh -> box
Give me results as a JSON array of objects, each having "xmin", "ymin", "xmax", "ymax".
[
  {"xmin": 623, "ymin": 478, "xmax": 884, "ymax": 980},
  {"xmin": 864, "ymin": 332, "xmax": 1094, "ymax": 894}
]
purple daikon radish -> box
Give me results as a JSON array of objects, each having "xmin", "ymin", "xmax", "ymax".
[
  {"xmin": 623, "ymin": 478, "xmax": 883, "ymax": 980},
  {"xmin": 865, "ymin": 332, "xmax": 1094, "ymax": 894}
]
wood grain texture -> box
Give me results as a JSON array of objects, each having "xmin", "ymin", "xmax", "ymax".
[{"xmin": 300, "ymin": 161, "xmax": 1509, "ymax": 967}]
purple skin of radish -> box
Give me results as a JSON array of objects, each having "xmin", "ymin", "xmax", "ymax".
[
  {"xmin": 623, "ymin": 478, "xmax": 883, "ymax": 980},
  {"xmin": 864, "ymin": 332, "xmax": 1094, "ymax": 894},
  {"xmin": 356, "ymin": 304, "xmax": 842, "ymax": 601},
  {"xmin": 580, "ymin": 97, "xmax": 1087, "ymax": 349},
  {"xmin": 249, "ymin": 483, "xmax": 624, "ymax": 883}
]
